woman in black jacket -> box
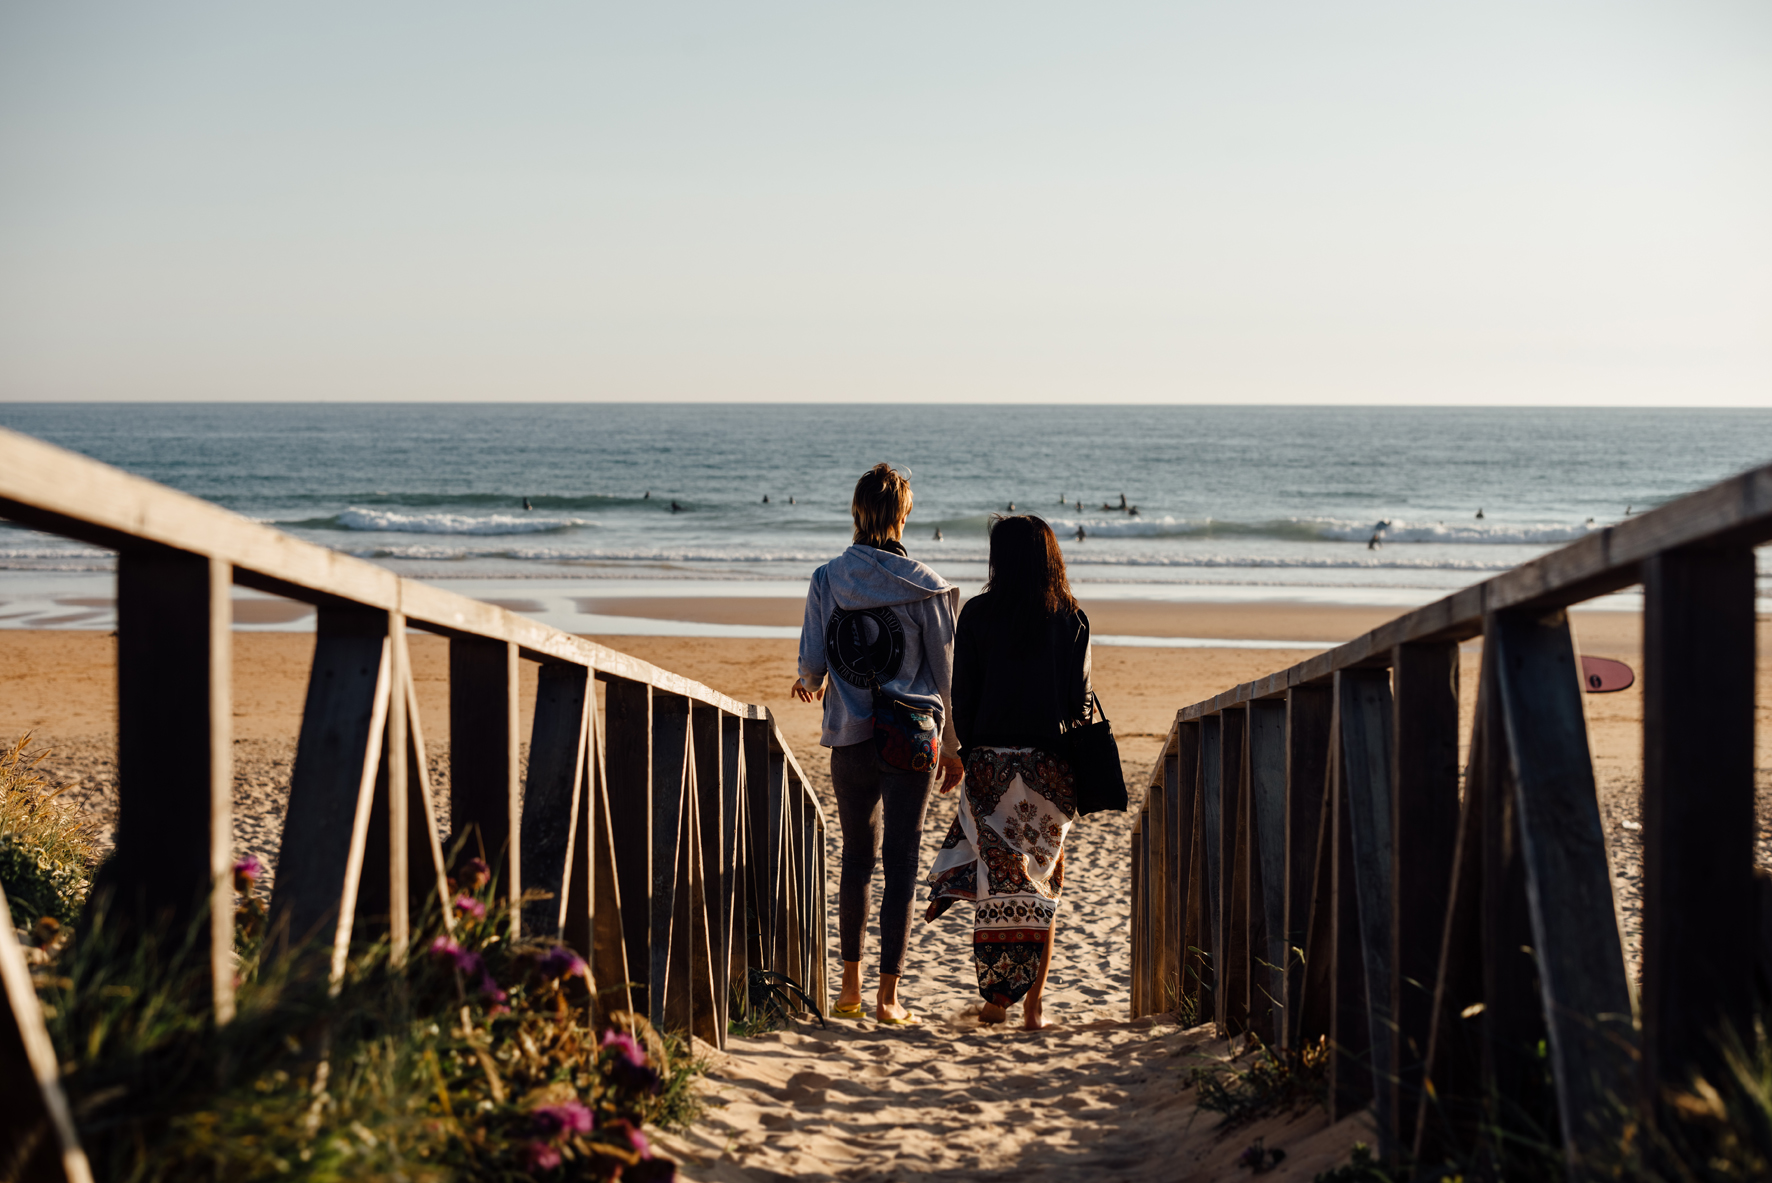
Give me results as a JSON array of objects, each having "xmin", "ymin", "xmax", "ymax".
[{"xmin": 925, "ymin": 515, "xmax": 1091, "ymax": 1029}]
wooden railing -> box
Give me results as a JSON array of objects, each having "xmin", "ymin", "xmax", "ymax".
[
  {"xmin": 0, "ymin": 425, "xmax": 826, "ymax": 1100},
  {"xmin": 1128, "ymin": 461, "xmax": 1770, "ymax": 1174}
]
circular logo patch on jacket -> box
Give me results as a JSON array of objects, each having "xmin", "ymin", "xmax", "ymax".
[{"xmin": 826, "ymin": 606, "xmax": 905, "ymax": 688}]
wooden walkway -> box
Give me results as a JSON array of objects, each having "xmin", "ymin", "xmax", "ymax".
[
  {"xmin": 1129, "ymin": 461, "xmax": 1772, "ymax": 1176},
  {"xmin": 0, "ymin": 426, "xmax": 827, "ymax": 1181}
]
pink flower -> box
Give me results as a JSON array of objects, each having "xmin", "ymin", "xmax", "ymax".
[
  {"xmin": 453, "ymin": 894, "xmax": 486, "ymax": 921},
  {"xmin": 428, "ymin": 936, "xmax": 463, "ymax": 961},
  {"xmin": 457, "ymin": 857, "xmax": 492, "ymax": 891},
  {"xmin": 232, "ymin": 856, "xmax": 263, "ymax": 892},
  {"xmin": 606, "ymin": 1119, "xmax": 652, "ymax": 1159},
  {"xmin": 601, "ymin": 1029, "xmax": 646, "ymax": 1066},
  {"xmin": 532, "ymin": 1100, "xmax": 594, "ymax": 1138},
  {"xmin": 524, "ymin": 1140, "xmax": 562, "ymax": 1171},
  {"xmin": 537, "ymin": 946, "xmax": 588, "ymax": 981}
]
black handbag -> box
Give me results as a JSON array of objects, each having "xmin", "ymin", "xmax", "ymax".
[{"xmin": 1064, "ymin": 690, "xmax": 1127, "ymax": 816}]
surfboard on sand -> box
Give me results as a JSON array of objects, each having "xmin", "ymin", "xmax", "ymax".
[{"xmin": 1580, "ymin": 654, "xmax": 1634, "ymax": 693}]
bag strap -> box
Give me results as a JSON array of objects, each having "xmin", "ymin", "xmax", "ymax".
[{"xmin": 1089, "ymin": 690, "xmax": 1110, "ymax": 725}]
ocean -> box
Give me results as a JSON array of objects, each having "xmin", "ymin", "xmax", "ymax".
[{"xmin": 2, "ymin": 403, "xmax": 1768, "ymax": 632}]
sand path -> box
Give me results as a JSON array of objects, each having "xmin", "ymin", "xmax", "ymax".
[{"xmin": 653, "ymin": 757, "xmax": 1376, "ymax": 1182}]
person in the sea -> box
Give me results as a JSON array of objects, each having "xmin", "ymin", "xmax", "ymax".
[
  {"xmin": 1074, "ymin": 524, "xmax": 1086, "ymax": 543},
  {"xmin": 670, "ymin": 500, "xmax": 683, "ymax": 513},
  {"xmin": 792, "ymin": 463, "xmax": 963, "ymax": 1026},
  {"xmin": 926, "ymin": 514, "xmax": 1090, "ymax": 1030},
  {"xmin": 932, "ymin": 527, "xmax": 944, "ymax": 541}
]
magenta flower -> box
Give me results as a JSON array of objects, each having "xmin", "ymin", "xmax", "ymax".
[
  {"xmin": 453, "ymin": 894, "xmax": 486, "ymax": 921},
  {"xmin": 428, "ymin": 936, "xmax": 463, "ymax": 961},
  {"xmin": 232, "ymin": 856, "xmax": 263, "ymax": 892},
  {"xmin": 537, "ymin": 946, "xmax": 589, "ymax": 981},
  {"xmin": 524, "ymin": 1140, "xmax": 562, "ymax": 1171},
  {"xmin": 601, "ymin": 1029, "xmax": 646, "ymax": 1067},
  {"xmin": 532, "ymin": 1100, "xmax": 594, "ymax": 1139},
  {"xmin": 457, "ymin": 857, "xmax": 492, "ymax": 891},
  {"xmin": 607, "ymin": 1119, "xmax": 652, "ymax": 1159}
]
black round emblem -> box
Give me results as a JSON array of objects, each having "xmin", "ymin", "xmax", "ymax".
[{"xmin": 826, "ymin": 607, "xmax": 905, "ymax": 688}]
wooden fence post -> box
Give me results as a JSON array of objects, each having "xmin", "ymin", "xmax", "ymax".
[
  {"xmin": 583, "ymin": 689, "xmax": 632, "ymax": 1015},
  {"xmin": 1642, "ymin": 546, "xmax": 1758, "ymax": 1112},
  {"xmin": 1390, "ymin": 640, "xmax": 1461, "ymax": 1148},
  {"xmin": 1283, "ymin": 684, "xmax": 1331, "ymax": 1049},
  {"xmin": 270, "ymin": 605, "xmax": 389, "ymax": 982},
  {"xmin": 1169, "ymin": 724, "xmax": 1199, "ymax": 1018},
  {"xmin": 1220, "ymin": 707, "xmax": 1248, "ymax": 1035},
  {"xmin": 1491, "ymin": 609, "xmax": 1637, "ymax": 1173},
  {"xmin": 1335, "ymin": 667, "xmax": 1397, "ymax": 1153},
  {"xmin": 449, "ymin": 637, "xmax": 521, "ymax": 935},
  {"xmin": 1199, "ymin": 714, "xmax": 1223, "ymax": 1021},
  {"xmin": 649, "ymin": 694, "xmax": 692, "ymax": 1032},
  {"xmin": 741, "ymin": 719, "xmax": 772, "ymax": 979},
  {"xmin": 605, "ymin": 678, "xmax": 654, "ymax": 1017},
  {"xmin": 1248, "ymin": 699, "xmax": 1287, "ymax": 1045},
  {"xmin": 110, "ymin": 548, "xmax": 234, "ymax": 1018},
  {"xmin": 1130, "ymin": 817, "xmax": 1145, "ymax": 1017},
  {"xmin": 519, "ymin": 663, "xmax": 591, "ymax": 940},
  {"xmin": 1147, "ymin": 762, "xmax": 1168, "ymax": 1014},
  {"xmin": 692, "ymin": 707, "xmax": 731, "ymax": 1047}
]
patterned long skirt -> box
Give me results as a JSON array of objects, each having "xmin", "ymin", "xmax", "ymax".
[{"xmin": 924, "ymin": 746, "xmax": 1077, "ymax": 1005}]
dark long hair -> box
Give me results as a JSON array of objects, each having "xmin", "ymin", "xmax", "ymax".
[{"xmin": 983, "ymin": 515, "xmax": 1078, "ymax": 618}]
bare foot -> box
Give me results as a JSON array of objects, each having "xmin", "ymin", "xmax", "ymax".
[
  {"xmin": 978, "ymin": 1002, "xmax": 1008, "ymax": 1025},
  {"xmin": 1022, "ymin": 998, "xmax": 1048, "ymax": 1030},
  {"xmin": 837, "ymin": 989, "xmax": 863, "ymax": 1012}
]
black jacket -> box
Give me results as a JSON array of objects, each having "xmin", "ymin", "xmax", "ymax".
[{"xmin": 951, "ymin": 593, "xmax": 1093, "ymax": 753}]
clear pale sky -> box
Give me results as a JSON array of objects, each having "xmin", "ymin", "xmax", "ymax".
[{"xmin": 2, "ymin": 2, "xmax": 1768, "ymax": 405}]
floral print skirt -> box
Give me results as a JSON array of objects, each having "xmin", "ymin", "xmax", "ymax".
[{"xmin": 924, "ymin": 746, "xmax": 1077, "ymax": 1005}]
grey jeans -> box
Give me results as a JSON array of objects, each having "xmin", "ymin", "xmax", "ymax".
[{"xmin": 829, "ymin": 740, "xmax": 936, "ymax": 977}]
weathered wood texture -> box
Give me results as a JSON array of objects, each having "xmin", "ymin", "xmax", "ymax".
[
  {"xmin": 1282, "ymin": 685, "xmax": 1331, "ymax": 1050},
  {"xmin": 1641, "ymin": 546, "xmax": 1758, "ymax": 1107},
  {"xmin": 0, "ymin": 883, "xmax": 96, "ymax": 1183},
  {"xmin": 1390, "ymin": 641, "xmax": 1460, "ymax": 1147},
  {"xmin": 0, "ymin": 425, "xmax": 830, "ymax": 1179},
  {"xmin": 111, "ymin": 548, "xmax": 235, "ymax": 1015},
  {"xmin": 1247, "ymin": 700, "xmax": 1286, "ymax": 1043}
]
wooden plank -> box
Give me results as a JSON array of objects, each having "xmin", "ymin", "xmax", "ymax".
[
  {"xmin": 449, "ymin": 637, "xmax": 521, "ymax": 934},
  {"xmin": 604, "ymin": 678, "xmax": 654, "ymax": 1017},
  {"xmin": 0, "ymin": 883, "xmax": 96, "ymax": 1183},
  {"xmin": 1390, "ymin": 640, "xmax": 1462, "ymax": 1149},
  {"xmin": 1181, "ymin": 788, "xmax": 1207, "ymax": 1020},
  {"xmin": 723, "ymin": 724, "xmax": 749, "ymax": 1019},
  {"xmin": 1248, "ymin": 699, "xmax": 1287, "ymax": 1045},
  {"xmin": 1336, "ymin": 668, "xmax": 1397, "ymax": 1155},
  {"xmin": 519, "ymin": 663, "xmax": 591, "ymax": 939},
  {"xmin": 269, "ymin": 606, "xmax": 390, "ymax": 981},
  {"xmin": 1168, "ymin": 725, "xmax": 1199, "ymax": 1016},
  {"xmin": 1131, "ymin": 823, "xmax": 1146, "ymax": 1017},
  {"xmin": 1414, "ymin": 685, "xmax": 1489, "ymax": 1166},
  {"xmin": 692, "ymin": 707, "xmax": 730, "ymax": 1047},
  {"xmin": 1220, "ymin": 707, "xmax": 1249, "ymax": 1035},
  {"xmin": 1294, "ymin": 770, "xmax": 1334, "ymax": 1051},
  {"xmin": 584, "ymin": 692, "xmax": 632, "ymax": 1015},
  {"xmin": 1477, "ymin": 639, "xmax": 1549, "ymax": 1155},
  {"xmin": 741, "ymin": 719, "xmax": 772, "ymax": 976},
  {"xmin": 766, "ymin": 751, "xmax": 789, "ymax": 976},
  {"xmin": 402, "ymin": 668, "xmax": 454, "ymax": 935},
  {"xmin": 1147, "ymin": 772, "xmax": 1168, "ymax": 1014},
  {"xmin": 1327, "ymin": 718, "xmax": 1372, "ymax": 1120},
  {"xmin": 1199, "ymin": 715, "xmax": 1223, "ymax": 1020},
  {"xmin": 354, "ymin": 615, "xmax": 411, "ymax": 955},
  {"xmin": 1641, "ymin": 546, "xmax": 1758, "ymax": 1108},
  {"xmin": 1283, "ymin": 685, "xmax": 1331, "ymax": 1050},
  {"xmin": 108, "ymin": 547, "xmax": 234, "ymax": 1018},
  {"xmin": 1491, "ymin": 608, "xmax": 1637, "ymax": 1171},
  {"xmin": 649, "ymin": 694, "xmax": 691, "ymax": 1031}
]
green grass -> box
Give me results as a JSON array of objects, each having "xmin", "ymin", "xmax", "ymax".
[
  {"xmin": 1188, "ymin": 1034, "xmax": 1329, "ymax": 1130},
  {"xmin": 5, "ymin": 745, "xmax": 704, "ymax": 1183},
  {"xmin": 0, "ymin": 733, "xmax": 98, "ymax": 930}
]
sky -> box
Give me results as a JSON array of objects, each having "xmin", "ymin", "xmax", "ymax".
[{"xmin": 1, "ymin": 2, "xmax": 1768, "ymax": 406}]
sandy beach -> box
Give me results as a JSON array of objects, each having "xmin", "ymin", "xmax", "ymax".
[{"xmin": 4, "ymin": 599, "xmax": 1769, "ymax": 1180}]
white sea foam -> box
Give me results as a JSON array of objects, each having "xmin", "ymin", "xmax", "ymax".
[{"xmin": 333, "ymin": 508, "xmax": 593, "ymax": 536}]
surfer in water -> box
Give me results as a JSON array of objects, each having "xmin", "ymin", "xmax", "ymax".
[
  {"xmin": 1118, "ymin": 493, "xmax": 1127, "ymax": 510},
  {"xmin": 523, "ymin": 497, "xmax": 533, "ymax": 511},
  {"xmin": 1007, "ymin": 501, "xmax": 1015, "ymax": 512},
  {"xmin": 1075, "ymin": 524, "xmax": 1086, "ymax": 542},
  {"xmin": 763, "ymin": 494, "xmax": 770, "ymax": 504},
  {"xmin": 644, "ymin": 491, "xmax": 651, "ymax": 499},
  {"xmin": 933, "ymin": 527, "xmax": 944, "ymax": 541},
  {"xmin": 670, "ymin": 500, "xmax": 684, "ymax": 513},
  {"xmin": 1474, "ymin": 507, "xmax": 1483, "ymax": 519},
  {"xmin": 1367, "ymin": 520, "xmax": 1390, "ymax": 550}
]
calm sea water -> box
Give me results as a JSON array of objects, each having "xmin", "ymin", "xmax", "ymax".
[{"xmin": 2, "ymin": 404, "xmax": 1769, "ymax": 611}]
